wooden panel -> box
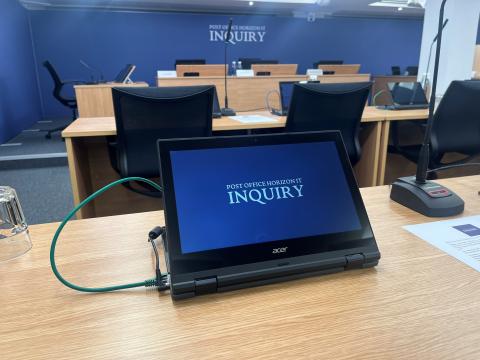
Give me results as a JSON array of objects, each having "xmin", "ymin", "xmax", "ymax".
[
  {"xmin": 74, "ymin": 82, "xmax": 148, "ymax": 117},
  {"xmin": 372, "ymin": 75, "xmax": 418, "ymax": 106},
  {"xmin": 176, "ymin": 64, "xmax": 227, "ymax": 77},
  {"xmin": 473, "ymin": 45, "xmax": 480, "ymax": 78},
  {"xmin": 2, "ymin": 176, "xmax": 480, "ymax": 359},
  {"xmin": 157, "ymin": 74, "xmax": 371, "ymax": 112},
  {"xmin": 354, "ymin": 122, "xmax": 382, "ymax": 187},
  {"xmin": 316, "ymin": 64, "xmax": 361, "ymax": 74},
  {"xmin": 251, "ymin": 64, "xmax": 298, "ymax": 76}
]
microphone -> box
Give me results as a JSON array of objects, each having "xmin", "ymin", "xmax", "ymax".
[
  {"xmin": 224, "ymin": 18, "xmax": 233, "ymax": 43},
  {"xmin": 79, "ymin": 60, "xmax": 105, "ymax": 83},
  {"xmin": 390, "ymin": 0, "xmax": 464, "ymax": 218},
  {"xmin": 221, "ymin": 18, "xmax": 236, "ymax": 116},
  {"xmin": 423, "ymin": 19, "xmax": 449, "ymax": 88}
]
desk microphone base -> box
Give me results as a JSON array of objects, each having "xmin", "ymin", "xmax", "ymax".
[
  {"xmin": 221, "ymin": 108, "xmax": 236, "ymax": 116},
  {"xmin": 390, "ymin": 176, "xmax": 464, "ymax": 217}
]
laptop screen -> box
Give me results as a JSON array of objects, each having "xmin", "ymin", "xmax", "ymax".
[
  {"xmin": 387, "ymin": 82, "xmax": 428, "ymax": 105},
  {"xmin": 279, "ymin": 82, "xmax": 296, "ymax": 112},
  {"xmin": 169, "ymin": 141, "xmax": 362, "ymax": 254}
]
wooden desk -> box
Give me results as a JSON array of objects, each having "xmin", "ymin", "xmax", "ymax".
[
  {"xmin": 2, "ymin": 176, "xmax": 480, "ymax": 359},
  {"xmin": 157, "ymin": 74, "xmax": 371, "ymax": 112},
  {"xmin": 473, "ymin": 45, "xmax": 480, "ymax": 78},
  {"xmin": 62, "ymin": 108, "xmax": 386, "ymax": 219},
  {"xmin": 376, "ymin": 108, "xmax": 429, "ymax": 185},
  {"xmin": 176, "ymin": 64, "xmax": 226, "ymax": 77},
  {"xmin": 74, "ymin": 82, "xmax": 149, "ymax": 117},
  {"xmin": 316, "ymin": 64, "xmax": 361, "ymax": 74},
  {"xmin": 251, "ymin": 64, "xmax": 298, "ymax": 76}
]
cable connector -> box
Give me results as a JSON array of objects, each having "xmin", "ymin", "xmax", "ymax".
[{"xmin": 148, "ymin": 226, "xmax": 169, "ymax": 291}]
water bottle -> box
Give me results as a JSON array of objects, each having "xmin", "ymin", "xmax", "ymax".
[
  {"xmin": 0, "ymin": 186, "xmax": 32, "ymax": 262},
  {"xmin": 238, "ymin": 61, "xmax": 243, "ymax": 71},
  {"xmin": 231, "ymin": 61, "xmax": 237, "ymax": 76}
]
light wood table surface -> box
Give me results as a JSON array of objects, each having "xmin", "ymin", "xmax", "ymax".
[
  {"xmin": 61, "ymin": 107, "xmax": 388, "ymax": 219},
  {"xmin": 2, "ymin": 176, "xmax": 480, "ymax": 360}
]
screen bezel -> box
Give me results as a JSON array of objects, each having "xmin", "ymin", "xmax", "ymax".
[{"xmin": 158, "ymin": 131, "xmax": 376, "ymax": 275}]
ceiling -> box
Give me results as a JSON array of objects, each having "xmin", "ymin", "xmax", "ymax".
[{"xmin": 19, "ymin": 0, "xmax": 425, "ymax": 19}]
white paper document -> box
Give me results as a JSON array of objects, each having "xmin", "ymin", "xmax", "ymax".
[
  {"xmin": 229, "ymin": 115, "xmax": 279, "ymax": 124},
  {"xmin": 404, "ymin": 215, "xmax": 480, "ymax": 272}
]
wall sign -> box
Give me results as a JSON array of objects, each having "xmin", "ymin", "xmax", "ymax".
[{"xmin": 209, "ymin": 24, "xmax": 267, "ymax": 44}]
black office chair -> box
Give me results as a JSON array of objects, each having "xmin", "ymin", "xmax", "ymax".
[
  {"xmin": 391, "ymin": 66, "xmax": 401, "ymax": 75},
  {"xmin": 390, "ymin": 80, "xmax": 480, "ymax": 174},
  {"xmin": 313, "ymin": 60, "xmax": 344, "ymax": 68},
  {"xmin": 43, "ymin": 61, "xmax": 85, "ymax": 139},
  {"xmin": 238, "ymin": 58, "xmax": 262, "ymax": 70},
  {"xmin": 406, "ymin": 66, "xmax": 419, "ymax": 76},
  {"xmin": 286, "ymin": 82, "xmax": 373, "ymax": 166},
  {"xmin": 109, "ymin": 86, "xmax": 214, "ymax": 196}
]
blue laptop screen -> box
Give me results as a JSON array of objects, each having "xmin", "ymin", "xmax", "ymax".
[
  {"xmin": 170, "ymin": 141, "xmax": 361, "ymax": 254},
  {"xmin": 280, "ymin": 82, "xmax": 295, "ymax": 111}
]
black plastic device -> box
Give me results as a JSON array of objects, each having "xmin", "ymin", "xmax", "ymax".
[{"xmin": 157, "ymin": 131, "xmax": 380, "ymax": 299}]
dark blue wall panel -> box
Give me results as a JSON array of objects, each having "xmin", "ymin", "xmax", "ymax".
[
  {"xmin": 30, "ymin": 9, "xmax": 423, "ymax": 118},
  {"xmin": 0, "ymin": 0, "xmax": 42, "ymax": 143}
]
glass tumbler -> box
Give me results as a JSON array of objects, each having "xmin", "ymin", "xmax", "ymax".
[{"xmin": 0, "ymin": 186, "xmax": 32, "ymax": 262}]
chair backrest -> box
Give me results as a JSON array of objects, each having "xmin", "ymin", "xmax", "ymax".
[
  {"xmin": 431, "ymin": 80, "xmax": 480, "ymax": 158},
  {"xmin": 286, "ymin": 82, "xmax": 373, "ymax": 166},
  {"xmin": 43, "ymin": 61, "xmax": 63, "ymax": 100},
  {"xmin": 112, "ymin": 86, "xmax": 214, "ymax": 178},
  {"xmin": 391, "ymin": 66, "xmax": 401, "ymax": 75}
]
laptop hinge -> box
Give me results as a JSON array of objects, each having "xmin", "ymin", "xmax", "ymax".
[
  {"xmin": 194, "ymin": 276, "xmax": 218, "ymax": 295},
  {"xmin": 345, "ymin": 253, "xmax": 365, "ymax": 270}
]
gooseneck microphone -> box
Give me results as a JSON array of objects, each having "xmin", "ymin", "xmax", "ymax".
[
  {"xmin": 390, "ymin": 0, "xmax": 464, "ymax": 218},
  {"xmin": 80, "ymin": 60, "xmax": 105, "ymax": 84},
  {"xmin": 221, "ymin": 18, "xmax": 236, "ymax": 116},
  {"xmin": 423, "ymin": 19, "xmax": 449, "ymax": 89}
]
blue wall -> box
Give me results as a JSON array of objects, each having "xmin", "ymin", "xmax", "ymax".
[
  {"xmin": 30, "ymin": 9, "xmax": 424, "ymax": 118},
  {"xmin": 0, "ymin": 0, "xmax": 42, "ymax": 143}
]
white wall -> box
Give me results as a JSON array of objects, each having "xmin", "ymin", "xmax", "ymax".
[{"xmin": 418, "ymin": 0, "xmax": 480, "ymax": 96}]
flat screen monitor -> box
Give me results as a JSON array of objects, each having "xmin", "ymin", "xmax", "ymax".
[{"xmin": 388, "ymin": 82, "xmax": 428, "ymax": 105}]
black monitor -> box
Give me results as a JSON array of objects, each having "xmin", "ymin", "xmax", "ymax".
[
  {"xmin": 175, "ymin": 59, "xmax": 206, "ymax": 67},
  {"xmin": 406, "ymin": 66, "xmax": 419, "ymax": 76},
  {"xmin": 238, "ymin": 58, "xmax": 262, "ymax": 69},
  {"xmin": 114, "ymin": 64, "xmax": 136, "ymax": 83},
  {"xmin": 387, "ymin": 82, "xmax": 428, "ymax": 105},
  {"xmin": 313, "ymin": 60, "xmax": 344, "ymax": 67},
  {"xmin": 279, "ymin": 81, "xmax": 297, "ymax": 112}
]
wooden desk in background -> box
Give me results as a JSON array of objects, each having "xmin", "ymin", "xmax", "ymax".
[
  {"xmin": 316, "ymin": 64, "xmax": 361, "ymax": 74},
  {"xmin": 176, "ymin": 64, "xmax": 226, "ymax": 77},
  {"xmin": 251, "ymin": 63, "xmax": 298, "ymax": 76},
  {"xmin": 473, "ymin": 45, "xmax": 480, "ymax": 78},
  {"xmin": 62, "ymin": 107, "xmax": 389, "ymax": 219},
  {"xmin": 156, "ymin": 74, "xmax": 371, "ymax": 111},
  {"xmin": 2, "ymin": 176, "xmax": 480, "ymax": 359},
  {"xmin": 74, "ymin": 82, "xmax": 149, "ymax": 117}
]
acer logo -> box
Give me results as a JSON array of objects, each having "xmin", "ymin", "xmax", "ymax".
[{"xmin": 272, "ymin": 247, "xmax": 288, "ymax": 254}]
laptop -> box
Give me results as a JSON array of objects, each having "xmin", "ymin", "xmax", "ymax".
[
  {"xmin": 271, "ymin": 81, "xmax": 296, "ymax": 116},
  {"xmin": 384, "ymin": 82, "xmax": 429, "ymax": 110},
  {"xmin": 113, "ymin": 64, "xmax": 136, "ymax": 84},
  {"xmin": 157, "ymin": 131, "xmax": 381, "ymax": 300}
]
